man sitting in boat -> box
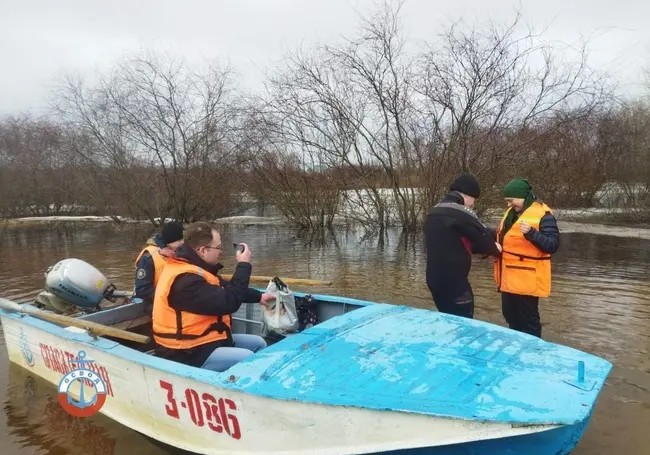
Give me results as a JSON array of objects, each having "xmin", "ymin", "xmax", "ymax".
[
  {"xmin": 134, "ymin": 220, "xmax": 184, "ymax": 314},
  {"xmin": 151, "ymin": 221, "xmax": 275, "ymax": 371}
]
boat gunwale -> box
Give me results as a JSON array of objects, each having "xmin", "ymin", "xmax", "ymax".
[
  {"xmin": 0, "ymin": 290, "xmax": 377, "ymax": 389},
  {"xmin": 0, "ymin": 289, "xmax": 613, "ymax": 427}
]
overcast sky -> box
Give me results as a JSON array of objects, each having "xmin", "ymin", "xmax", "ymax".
[{"xmin": 1, "ymin": 0, "xmax": 649, "ymax": 116}]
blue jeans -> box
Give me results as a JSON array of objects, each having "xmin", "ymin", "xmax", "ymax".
[{"xmin": 200, "ymin": 334, "xmax": 267, "ymax": 372}]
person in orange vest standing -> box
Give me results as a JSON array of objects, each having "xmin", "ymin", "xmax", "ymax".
[
  {"xmin": 493, "ymin": 179, "xmax": 560, "ymax": 338},
  {"xmin": 134, "ymin": 221, "xmax": 184, "ymax": 314},
  {"xmin": 152, "ymin": 221, "xmax": 275, "ymax": 371}
]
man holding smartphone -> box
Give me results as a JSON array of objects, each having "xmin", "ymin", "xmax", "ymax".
[{"xmin": 151, "ymin": 221, "xmax": 275, "ymax": 371}]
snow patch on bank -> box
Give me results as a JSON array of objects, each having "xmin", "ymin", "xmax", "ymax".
[
  {"xmin": 212, "ymin": 214, "xmax": 650, "ymax": 240},
  {"xmin": 6, "ymin": 213, "xmax": 650, "ymax": 240},
  {"xmin": 554, "ymin": 221, "xmax": 650, "ymax": 240},
  {"xmin": 212, "ymin": 216, "xmax": 286, "ymax": 225},
  {"xmin": 10, "ymin": 216, "xmax": 144, "ymax": 223}
]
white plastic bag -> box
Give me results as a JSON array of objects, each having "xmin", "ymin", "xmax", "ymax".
[{"xmin": 260, "ymin": 277, "xmax": 299, "ymax": 337}]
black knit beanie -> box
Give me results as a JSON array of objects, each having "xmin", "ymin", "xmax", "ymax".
[
  {"xmin": 449, "ymin": 174, "xmax": 481, "ymax": 198},
  {"xmin": 161, "ymin": 221, "xmax": 184, "ymax": 245}
]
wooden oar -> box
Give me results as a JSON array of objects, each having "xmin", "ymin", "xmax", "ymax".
[
  {"xmin": 220, "ymin": 275, "xmax": 332, "ymax": 286},
  {"xmin": 0, "ymin": 297, "xmax": 151, "ymax": 344}
]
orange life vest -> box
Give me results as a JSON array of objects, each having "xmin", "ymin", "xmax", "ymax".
[
  {"xmin": 152, "ymin": 258, "xmax": 232, "ymax": 349},
  {"xmin": 493, "ymin": 201, "xmax": 553, "ymax": 298},
  {"xmin": 134, "ymin": 240, "xmax": 168, "ymax": 286}
]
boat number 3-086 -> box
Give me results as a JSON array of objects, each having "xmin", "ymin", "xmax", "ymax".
[{"xmin": 159, "ymin": 380, "xmax": 241, "ymax": 440}]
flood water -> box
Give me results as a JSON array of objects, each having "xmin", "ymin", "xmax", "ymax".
[{"xmin": 0, "ymin": 223, "xmax": 649, "ymax": 455}]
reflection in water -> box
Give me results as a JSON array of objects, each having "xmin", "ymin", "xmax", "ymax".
[
  {"xmin": 0, "ymin": 358, "xmax": 181, "ymax": 455},
  {"xmin": 0, "ymin": 224, "xmax": 649, "ymax": 455},
  {"xmin": 3, "ymin": 363, "xmax": 116, "ymax": 455}
]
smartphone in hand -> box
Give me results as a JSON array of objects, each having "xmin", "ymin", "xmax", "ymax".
[{"xmin": 233, "ymin": 243, "xmax": 245, "ymax": 253}]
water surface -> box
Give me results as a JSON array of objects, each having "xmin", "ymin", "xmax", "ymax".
[{"xmin": 0, "ymin": 224, "xmax": 648, "ymax": 454}]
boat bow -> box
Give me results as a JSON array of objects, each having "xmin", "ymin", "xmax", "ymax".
[{"xmin": 219, "ymin": 304, "xmax": 612, "ymax": 426}]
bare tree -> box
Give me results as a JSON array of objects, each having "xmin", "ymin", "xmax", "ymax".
[
  {"xmin": 413, "ymin": 7, "xmax": 610, "ymax": 212},
  {"xmin": 509, "ymin": 110, "xmax": 613, "ymax": 207},
  {"xmin": 0, "ymin": 115, "xmax": 83, "ymax": 218},
  {"xmin": 260, "ymin": 0, "xmax": 422, "ymax": 238},
  {"xmin": 599, "ymin": 101, "xmax": 650, "ymax": 218},
  {"xmin": 52, "ymin": 50, "xmax": 245, "ymax": 224},
  {"xmin": 259, "ymin": 0, "xmax": 610, "ymax": 235},
  {"xmin": 0, "ymin": 3, "xmax": 638, "ymax": 230},
  {"xmin": 240, "ymin": 106, "xmax": 341, "ymax": 230}
]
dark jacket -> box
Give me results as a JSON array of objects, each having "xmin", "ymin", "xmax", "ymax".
[
  {"xmin": 133, "ymin": 233, "xmax": 166, "ymax": 308},
  {"xmin": 153, "ymin": 243, "xmax": 263, "ymax": 367},
  {"xmin": 495, "ymin": 206, "xmax": 560, "ymax": 255},
  {"xmin": 424, "ymin": 192, "xmax": 500, "ymax": 301}
]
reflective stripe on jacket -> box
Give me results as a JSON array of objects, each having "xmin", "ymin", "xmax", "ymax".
[{"xmin": 135, "ymin": 242, "xmax": 167, "ymax": 286}]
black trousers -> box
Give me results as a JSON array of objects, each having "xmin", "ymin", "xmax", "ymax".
[
  {"xmin": 501, "ymin": 292, "xmax": 542, "ymax": 338},
  {"xmin": 432, "ymin": 285, "xmax": 475, "ymax": 319}
]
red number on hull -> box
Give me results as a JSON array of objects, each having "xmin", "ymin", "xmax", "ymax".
[
  {"xmin": 159, "ymin": 380, "xmax": 179, "ymax": 419},
  {"xmin": 158, "ymin": 380, "xmax": 241, "ymax": 439}
]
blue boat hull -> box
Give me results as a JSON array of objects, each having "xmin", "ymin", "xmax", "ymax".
[{"xmin": 375, "ymin": 413, "xmax": 591, "ymax": 454}]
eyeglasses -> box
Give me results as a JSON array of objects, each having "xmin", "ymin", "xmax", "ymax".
[{"xmin": 202, "ymin": 244, "xmax": 222, "ymax": 250}]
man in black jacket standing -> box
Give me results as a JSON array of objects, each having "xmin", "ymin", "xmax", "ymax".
[{"xmin": 424, "ymin": 174, "xmax": 501, "ymax": 319}]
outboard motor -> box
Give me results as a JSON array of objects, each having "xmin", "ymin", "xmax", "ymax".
[{"xmin": 35, "ymin": 258, "xmax": 122, "ymax": 314}]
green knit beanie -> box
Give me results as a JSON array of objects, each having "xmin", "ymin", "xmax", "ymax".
[{"xmin": 503, "ymin": 178, "xmax": 532, "ymax": 199}]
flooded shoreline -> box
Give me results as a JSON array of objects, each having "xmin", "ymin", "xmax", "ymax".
[{"xmin": 3, "ymin": 212, "xmax": 650, "ymax": 240}]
